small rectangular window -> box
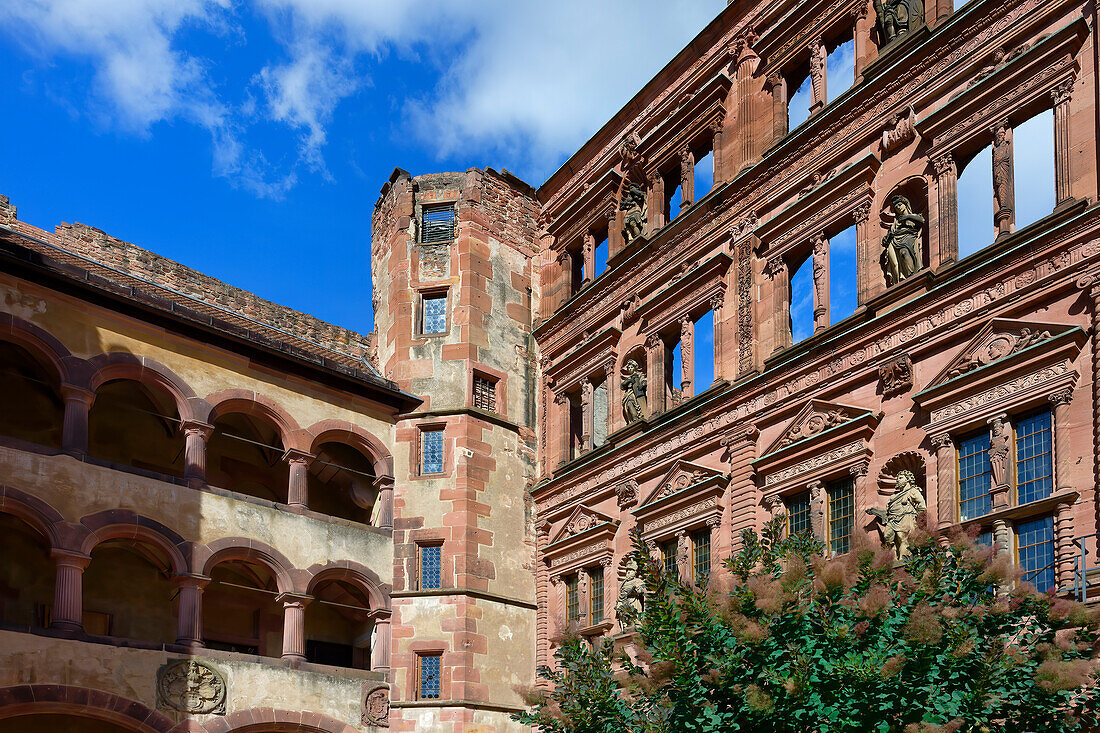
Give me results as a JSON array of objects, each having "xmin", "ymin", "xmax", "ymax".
[
  {"xmin": 828, "ymin": 478, "xmax": 854, "ymax": 555},
  {"xmin": 958, "ymin": 432, "xmax": 992, "ymax": 521},
  {"xmin": 1016, "ymin": 515, "xmax": 1055, "ymax": 593},
  {"xmin": 565, "ymin": 575, "xmax": 581, "ymax": 628},
  {"xmin": 1016, "ymin": 410, "xmax": 1053, "ymax": 505},
  {"xmin": 692, "ymin": 531, "xmax": 711, "ymax": 584},
  {"xmin": 422, "ymin": 204, "xmax": 456, "ymax": 244},
  {"xmin": 660, "ymin": 540, "xmax": 678, "ymax": 578},
  {"xmin": 473, "ymin": 374, "xmax": 497, "ymax": 412},
  {"xmin": 588, "ymin": 566, "xmax": 604, "ymax": 624},
  {"xmin": 787, "ymin": 492, "xmax": 812, "ymax": 537},
  {"xmin": 419, "ymin": 544, "xmax": 442, "ymax": 590},
  {"xmin": 421, "ymin": 429, "xmax": 444, "ymax": 475},
  {"xmin": 418, "ymin": 653, "xmax": 442, "ymax": 700},
  {"xmin": 422, "ymin": 294, "xmax": 447, "ymax": 335}
]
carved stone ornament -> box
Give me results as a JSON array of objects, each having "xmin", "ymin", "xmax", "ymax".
[
  {"xmin": 778, "ymin": 407, "xmax": 851, "ymax": 449},
  {"xmin": 881, "ymin": 105, "xmax": 917, "ymax": 156},
  {"xmin": 876, "ymin": 451, "xmax": 926, "ymax": 496},
  {"xmin": 620, "ymin": 182, "xmax": 648, "ymax": 245},
  {"xmin": 866, "ymin": 468, "xmax": 927, "ymax": 560},
  {"xmin": 621, "ymin": 359, "xmax": 647, "ymax": 424},
  {"xmin": 762, "ymin": 493, "xmax": 787, "ymax": 517},
  {"xmin": 878, "ymin": 353, "xmax": 913, "ymax": 395},
  {"xmin": 947, "ymin": 327, "xmax": 1052, "ymax": 379},
  {"xmin": 873, "ymin": 0, "xmax": 923, "ymax": 45},
  {"xmin": 881, "ymin": 194, "xmax": 925, "ymax": 286},
  {"xmin": 362, "ymin": 685, "xmax": 390, "ymax": 727},
  {"xmin": 157, "ymin": 660, "xmax": 227, "ymax": 715},
  {"xmin": 655, "ymin": 469, "xmax": 709, "ymax": 500},
  {"xmin": 565, "ymin": 509, "xmax": 602, "ymax": 536},
  {"xmin": 615, "ymin": 480, "xmax": 639, "ymax": 509},
  {"xmin": 616, "ymin": 554, "xmax": 645, "ymax": 630}
]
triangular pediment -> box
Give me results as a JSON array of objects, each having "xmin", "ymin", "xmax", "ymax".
[
  {"xmin": 928, "ymin": 319, "xmax": 1077, "ymax": 389},
  {"xmin": 640, "ymin": 460, "xmax": 726, "ymax": 507},
  {"xmin": 549, "ymin": 505, "xmax": 618, "ymax": 545},
  {"xmin": 764, "ymin": 400, "xmax": 869, "ymax": 455}
]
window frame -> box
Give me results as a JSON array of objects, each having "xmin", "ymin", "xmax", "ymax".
[
  {"xmin": 691, "ymin": 530, "xmax": 711, "ymax": 584},
  {"xmin": 826, "ymin": 477, "xmax": 854, "ymax": 555},
  {"xmin": 416, "ymin": 652, "xmax": 443, "ymax": 700},
  {"xmin": 956, "ymin": 428, "xmax": 993, "ymax": 522},
  {"xmin": 786, "ymin": 491, "xmax": 813, "ymax": 537},
  {"xmin": 565, "ymin": 574, "xmax": 582, "ymax": 629},
  {"xmin": 417, "ymin": 542, "xmax": 443, "ymax": 591},
  {"xmin": 420, "ymin": 202, "xmax": 456, "ymax": 244},
  {"xmin": 1015, "ymin": 514, "xmax": 1056, "ymax": 593},
  {"xmin": 587, "ymin": 565, "xmax": 604, "ymax": 625},
  {"xmin": 418, "ymin": 425, "xmax": 446, "ymax": 477},
  {"xmin": 418, "ymin": 289, "xmax": 450, "ymax": 337}
]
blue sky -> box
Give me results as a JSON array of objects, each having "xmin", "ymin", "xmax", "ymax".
[{"xmin": 0, "ymin": 0, "xmax": 723, "ymax": 335}]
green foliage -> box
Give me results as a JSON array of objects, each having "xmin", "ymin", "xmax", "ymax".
[{"xmin": 515, "ymin": 521, "xmax": 1100, "ymax": 733}]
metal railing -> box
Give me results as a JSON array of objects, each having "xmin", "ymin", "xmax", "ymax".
[{"xmin": 1073, "ymin": 533, "xmax": 1100, "ymax": 603}]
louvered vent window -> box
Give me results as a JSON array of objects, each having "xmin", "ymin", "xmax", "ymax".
[
  {"xmin": 473, "ymin": 375, "xmax": 497, "ymax": 413},
  {"xmin": 422, "ymin": 204, "xmax": 456, "ymax": 243}
]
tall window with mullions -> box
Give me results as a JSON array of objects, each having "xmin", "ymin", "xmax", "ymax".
[
  {"xmin": 421, "ymin": 204, "xmax": 456, "ymax": 243},
  {"xmin": 588, "ymin": 566, "xmax": 604, "ymax": 624},
  {"xmin": 565, "ymin": 575, "xmax": 581, "ymax": 628},
  {"xmin": 787, "ymin": 491, "xmax": 812, "ymax": 537},
  {"xmin": 1016, "ymin": 515, "xmax": 1055, "ymax": 593},
  {"xmin": 1016, "ymin": 410, "xmax": 1053, "ymax": 505},
  {"xmin": 827, "ymin": 478, "xmax": 854, "ymax": 554},
  {"xmin": 958, "ymin": 432, "xmax": 992, "ymax": 520}
]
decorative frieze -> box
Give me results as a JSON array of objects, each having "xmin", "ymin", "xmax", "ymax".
[{"xmin": 764, "ymin": 440, "xmax": 865, "ymax": 487}]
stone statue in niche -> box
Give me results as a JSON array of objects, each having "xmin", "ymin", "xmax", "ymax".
[
  {"xmin": 992, "ymin": 123, "xmax": 1014, "ymax": 236},
  {"xmin": 621, "ymin": 359, "xmax": 647, "ymax": 424},
  {"xmin": 616, "ymin": 555, "xmax": 645, "ymax": 629},
  {"xmin": 620, "ymin": 183, "xmax": 648, "ymax": 244},
  {"xmin": 866, "ymin": 469, "xmax": 927, "ymax": 560},
  {"xmin": 988, "ymin": 415, "xmax": 1010, "ymax": 489},
  {"xmin": 873, "ymin": 0, "xmax": 924, "ymax": 44},
  {"xmin": 881, "ymin": 195, "xmax": 925, "ymax": 286}
]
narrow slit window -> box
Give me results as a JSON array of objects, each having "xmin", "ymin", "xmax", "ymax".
[
  {"xmin": 588, "ymin": 566, "xmax": 604, "ymax": 624},
  {"xmin": 594, "ymin": 234, "xmax": 609, "ymax": 278},
  {"xmin": 694, "ymin": 310, "xmax": 715, "ymax": 390},
  {"xmin": 827, "ymin": 478, "xmax": 854, "ymax": 555},
  {"xmin": 692, "ymin": 530, "xmax": 711, "ymax": 583},
  {"xmin": 422, "ymin": 204, "xmax": 456, "ymax": 244},
  {"xmin": 419, "ymin": 545, "xmax": 442, "ymax": 590},
  {"xmin": 421, "ymin": 429, "xmax": 444, "ymax": 475},
  {"xmin": 661, "ymin": 540, "xmax": 678, "ymax": 577},
  {"xmin": 418, "ymin": 654, "xmax": 442, "ymax": 699},
  {"xmin": 790, "ymin": 256, "xmax": 814, "ymax": 344},
  {"xmin": 1015, "ymin": 410, "xmax": 1053, "ymax": 505},
  {"xmin": 787, "ymin": 492, "xmax": 812, "ymax": 537},
  {"xmin": 565, "ymin": 575, "xmax": 581, "ymax": 628},
  {"xmin": 958, "ymin": 432, "xmax": 992, "ymax": 520},
  {"xmin": 695, "ymin": 150, "xmax": 714, "ymax": 200},
  {"xmin": 422, "ymin": 294, "xmax": 447, "ymax": 335},
  {"xmin": 829, "ymin": 225, "xmax": 858, "ymax": 325}
]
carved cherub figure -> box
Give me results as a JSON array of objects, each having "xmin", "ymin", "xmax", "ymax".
[{"xmin": 866, "ymin": 469, "xmax": 927, "ymax": 560}]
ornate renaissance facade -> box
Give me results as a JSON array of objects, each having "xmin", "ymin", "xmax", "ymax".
[{"xmin": 1, "ymin": 0, "xmax": 1099, "ymax": 730}]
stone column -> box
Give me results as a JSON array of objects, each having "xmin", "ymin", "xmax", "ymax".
[
  {"xmin": 1055, "ymin": 498, "xmax": 1076, "ymax": 590},
  {"xmin": 812, "ymin": 234, "xmax": 829, "ymax": 333},
  {"xmin": 375, "ymin": 475, "xmax": 395, "ymax": 530},
  {"xmin": 808, "ymin": 480, "xmax": 826, "ymax": 540},
  {"xmin": 284, "ymin": 450, "xmax": 314, "ymax": 509},
  {"xmin": 767, "ymin": 257, "xmax": 791, "ymax": 354},
  {"xmin": 853, "ymin": 3, "xmax": 873, "ymax": 79},
  {"xmin": 988, "ymin": 414, "xmax": 1010, "ymax": 510},
  {"xmin": 853, "ymin": 200, "xmax": 874, "ymax": 304},
  {"xmin": 931, "ymin": 154, "xmax": 959, "ymax": 269},
  {"xmin": 603, "ymin": 359, "xmax": 618, "ymax": 437},
  {"xmin": 181, "ymin": 420, "xmax": 214, "ymax": 485},
  {"xmin": 278, "ymin": 593, "xmax": 312, "ymax": 661},
  {"xmin": 850, "ymin": 462, "xmax": 870, "ymax": 521},
  {"xmin": 992, "ymin": 519, "xmax": 1012, "ymax": 559},
  {"xmin": 710, "ymin": 291, "xmax": 725, "ymax": 384},
  {"xmin": 735, "ymin": 41, "xmax": 761, "ymax": 168},
  {"xmin": 60, "ymin": 385, "xmax": 95, "ymax": 454},
  {"xmin": 679, "ymin": 148, "xmax": 695, "ymax": 210},
  {"xmin": 174, "ymin": 574, "xmax": 210, "ymax": 645},
  {"xmin": 1052, "ymin": 80, "xmax": 1074, "ymax": 207},
  {"xmin": 809, "ymin": 39, "xmax": 827, "ymax": 116},
  {"xmin": 580, "ymin": 377, "xmax": 594, "ymax": 453},
  {"xmin": 582, "ymin": 232, "xmax": 596, "ymax": 286},
  {"xmin": 371, "ymin": 613, "xmax": 392, "ymax": 672},
  {"xmin": 709, "ymin": 117, "xmax": 725, "ymax": 185},
  {"xmin": 931, "ymin": 433, "xmax": 956, "ymax": 528},
  {"xmin": 679, "ymin": 316, "xmax": 694, "ymax": 401},
  {"xmin": 725, "ymin": 426, "xmax": 759, "ymax": 552},
  {"xmin": 1049, "ymin": 388, "xmax": 1075, "ymax": 491},
  {"xmin": 554, "ymin": 392, "xmax": 570, "ymax": 467},
  {"xmin": 766, "ymin": 72, "xmax": 787, "ymax": 145},
  {"xmin": 606, "ymin": 207, "xmax": 623, "ymax": 261},
  {"xmin": 535, "ymin": 524, "xmax": 551, "ymax": 678},
  {"xmin": 50, "ymin": 549, "xmax": 90, "ymax": 631},
  {"xmin": 646, "ymin": 333, "xmax": 666, "ymax": 417},
  {"xmin": 1079, "ymin": 275, "xmax": 1100, "ymax": 496},
  {"xmin": 558, "ymin": 251, "xmax": 573, "ymax": 309},
  {"xmin": 992, "ymin": 121, "xmax": 1015, "ymax": 238},
  {"xmin": 647, "ymin": 170, "xmax": 666, "ymax": 234},
  {"xmin": 600, "ymin": 558, "xmax": 613, "ymax": 621}
]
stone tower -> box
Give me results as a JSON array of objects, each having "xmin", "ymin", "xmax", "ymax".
[{"xmin": 371, "ymin": 167, "xmax": 541, "ymax": 731}]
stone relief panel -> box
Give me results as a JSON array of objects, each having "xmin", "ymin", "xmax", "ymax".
[
  {"xmin": 878, "ymin": 353, "xmax": 913, "ymax": 395},
  {"xmin": 362, "ymin": 684, "xmax": 390, "ymax": 727},
  {"xmin": 156, "ymin": 659, "xmax": 227, "ymax": 715}
]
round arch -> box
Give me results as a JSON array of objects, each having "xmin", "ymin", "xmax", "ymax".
[
  {"xmin": 200, "ymin": 538, "xmax": 297, "ymax": 594},
  {"xmin": 78, "ymin": 511, "xmax": 189, "ymax": 576},
  {"xmin": 0, "ymin": 686, "xmax": 174, "ymax": 733},
  {"xmin": 0, "ymin": 313, "xmax": 74, "ymax": 386},
  {"xmin": 213, "ymin": 708, "xmax": 355, "ymax": 733},
  {"xmin": 86, "ymin": 354, "xmax": 198, "ymax": 423},
  {"xmin": 0, "ymin": 486, "xmax": 63, "ymax": 549},
  {"xmin": 307, "ymin": 420, "xmax": 394, "ymax": 479},
  {"xmin": 306, "ymin": 561, "xmax": 390, "ymax": 612},
  {"xmin": 206, "ymin": 391, "xmax": 305, "ymax": 452}
]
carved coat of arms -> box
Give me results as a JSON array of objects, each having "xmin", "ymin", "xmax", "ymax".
[{"xmin": 157, "ymin": 659, "xmax": 227, "ymax": 715}]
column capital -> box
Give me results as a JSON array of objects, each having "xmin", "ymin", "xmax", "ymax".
[
  {"xmin": 373, "ymin": 473, "xmax": 396, "ymax": 491},
  {"xmin": 930, "ymin": 432, "xmax": 953, "ymax": 448},
  {"xmin": 765, "ymin": 256, "xmax": 787, "ymax": 280},
  {"xmin": 852, "ymin": 199, "xmax": 873, "ymax": 224},
  {"xmin": 282, "ymin": 449, "xmax": 314, "ymax": 466},
  {"xmin": 1051, "ymin": 77, "xmax": 1074, "ymax": 106},
  {"xmin": 173, "ymin": 573, "xmax": 212, "ymax": 589},
  {"xmin": 849, "ymin": 461, "xmax": 870, "ymax": 478},
  {"xmin": 367, "ymin": 608, "xmax": 392, "ymax": 622},
  {"xmin": 275, "ymin": 592, "xmax": 313, "ymax": 608},
  {"xmin": 50, "ymin": 548, "xmax": 92, "ymax": 570},
  {"xmin": 59, "ymin": 383, "xmax": 96, "ymax": 406},
  {"xmin": 646, "ymin": 332, "xmax": 663, "ymax": 350},
  {"xmin": 931, "ymin": 153, "xmax": 957, "ymax": 178},
  {"xmin": 1048, "ymin": 387, "xmax": 1074, "ymax": 407},
  {"xmin": 181, "ymin": 420, "xmax": 214, "ymax": 440}
]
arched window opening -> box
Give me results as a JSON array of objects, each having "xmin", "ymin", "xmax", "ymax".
[
  {"xmin": 957, "ymin": 145, "xmax": 995, "ymax": 259},
  {"xmin": 790, "ymin": 255, "xmax": 814, "ymax": 344},
  {"xmin": 81, "ymin": 539, "xmax": 176, "ymax": 644},
  {"xmin": 0, "ymin": 342, "xmax": 63, "ymax": 448},
  {"xmin": 203, "ymin": 559, "xmax": 282, "ymax": 657},
  {"xmin": 206, "ymin": 413, "xmax": 289, "ymax": 503},
  {"xmin": 304, "ymin": 579, "xmax": 373, "ymax": 669},
  {"xmin": 308, "ymin": 442, "xmax": 377, "ymax": 524},
  {"xmin": 88, "ymin": 380, "xmax": 184, "ymax": 478},
  {"xmin": 0, "ymin": 513, "xmax": 54, "ymax": 628},
  {"xmin": 0, "ymin": 715, "xmax": 137, "ymax": 733}
]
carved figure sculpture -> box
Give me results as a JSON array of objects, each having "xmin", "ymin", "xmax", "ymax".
[
  {"xmin": 881, "ymin": 195, "xmax": 925, "ymax": 286},
  {"xmin": 988, "ymin": 415, "xmax": 1010, "ymax": 489},
  {"xmin": 620, "ymin": 183, "xmax": 648, "ymax": 244},
  {"xmin": 866, "ymin": 469, "xmax": 927, "ymax": 560},
  {"xmin": 873, "ymin": 0, "xmax": 924, "ymax": 44},
  {"xmin": 616, "ymin": 555, "xmax": 646, "ymax": 629},
  {"xmin": 621, "ymin": 359, "xmax": 647, "ymax": 424},
  {"xmin": 992, "ymin": 123, "xmax": 1014, "ymax": 235},
  {"xmin": 810, "ymin": 41, "xmax": 827, "ymax": 108}
]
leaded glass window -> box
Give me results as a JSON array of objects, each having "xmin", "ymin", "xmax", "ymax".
[
  {"xmin": 588, "ymin": 566, "xmax": 604, "ymax": 623},
  {"xmin": 418, "ymin": 654, "xmax": 441, "ymax": 699},
  {"xmin": 828, "ymin": 478, "xmax": 854, "ymax": 555},
  {"xmin": 692, "ymin": 530, "xmax": 711, "ymax": 583},
  {"xmin": 420, "ymin": 545, "xmax": 442, "ymax": 590},
  {"xmin": 958, "ymin": 432, "xmax": 992, "ymax": 520},
  {"xmin": 1016, "ymin": 515, "xmax": 1055, "ymax": 593},
  {"xmin": 421, "ymin": 429, "xmax": 444, "ymax": 474},
  {"xmin": 787, "ymin": 492, "xmax": 812, "ymax": 537},
  {"xmin": 1016, "ymin": 410, "xmax": 1053, "ymax": 505},
  {"xmin": 422, "ymin": 294, "xmax": 447, "ymax": 334}
]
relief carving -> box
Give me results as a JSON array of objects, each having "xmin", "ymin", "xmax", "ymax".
[
  {"xmin": 778, "ymin": 407, "xmax": 851, "ymax": 449},
  {"xmin": 947, "ymin": 327, "xmax": 1052, "ymax": 379},
  {"xmin": 615, "ymin": 480, "xmax": 639, "ymax": 509},
  {"xmin": 881, "ymin": 195, "xmax": 925, "ymax": 286},
  {"xmin": 621, "ymin": 359, "xmax": 648, "ymax": 424},
  {"xmin": 881, "ymin": 105, "xmax": 917, "ymax": 156},
  {"xmin": 362, "ymin": 685, "xmax": 390, "ymax": 728},
  {"xmin": 877, "ymin": 353, "xmax": 913, "ymax": 395},
  {"xmin": 157, "ymin": 660, "xmax": 227, "ymax": 715}
]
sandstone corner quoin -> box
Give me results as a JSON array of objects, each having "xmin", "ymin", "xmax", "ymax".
[{"xmin": 1, "ymin": 0, "xmax": 1100, "ymax": 729}]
